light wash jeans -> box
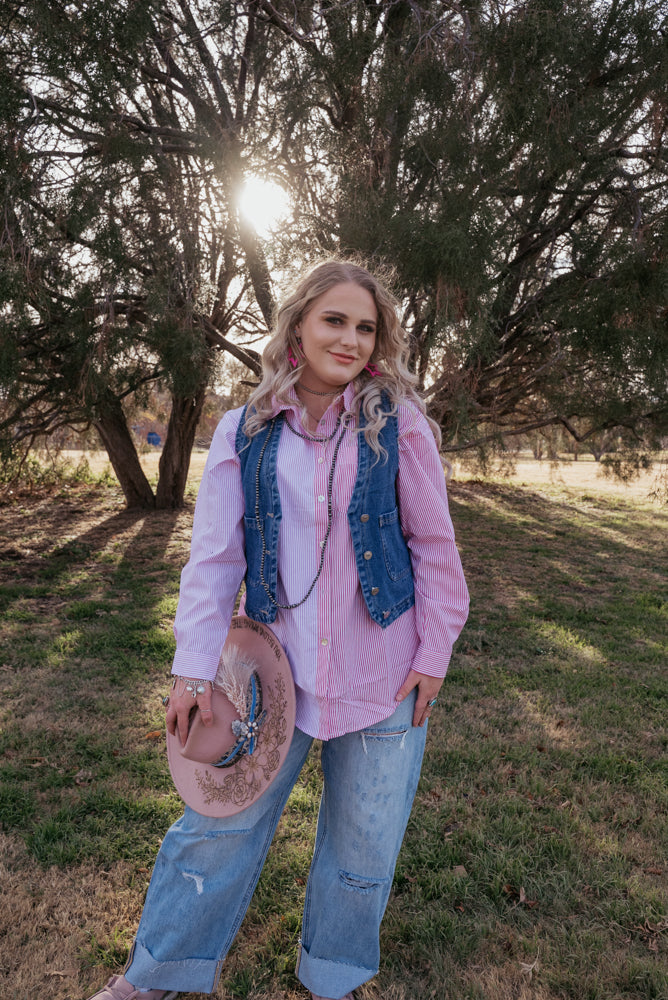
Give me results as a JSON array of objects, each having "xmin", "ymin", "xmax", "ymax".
[{"xmin": 125, "ymin": 693, "xmax": 426, "ymax": 999}]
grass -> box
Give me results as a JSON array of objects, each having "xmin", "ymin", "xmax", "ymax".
[{"xmin": 0, "ymin": 474, "xmax": 666, "ymax": 1000}]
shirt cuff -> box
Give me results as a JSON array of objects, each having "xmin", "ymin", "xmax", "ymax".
[
  {"xmin": 171, "ymin": 649, "xmax": 221, "ymax": 681},
  {"xmin": 411, "ymin": 644, "xmax": 452, "ymax": 679}
]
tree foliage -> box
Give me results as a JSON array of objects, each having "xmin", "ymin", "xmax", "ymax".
[{"xmin": 1, "ymin": 0, "xmax": 666, "ymax": 507}]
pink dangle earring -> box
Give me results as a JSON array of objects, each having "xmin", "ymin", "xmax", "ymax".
[
  {"xmin": 364, "ymin": 362, "xmax": 381, "ymax": 377},
  {"xmin": 288, "ymin": 334, "xmax": 303, "ymax": 369}
]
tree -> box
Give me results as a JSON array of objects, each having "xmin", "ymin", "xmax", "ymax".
[
  {"xmin": 2, "ymin": 1, "xmax": 666, "ymax": 508},
  {"xmin": 1, "ymin": 0, "xmax": 273, "ymax": 507},
  {"xmin": 258, "ymin": 0, "xmax": 667, "ymax": 455}
]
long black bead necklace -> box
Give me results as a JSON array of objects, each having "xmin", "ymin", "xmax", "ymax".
[{"xmin": 254, "ymin": 418, "xmax": 347, "ymax": 610}]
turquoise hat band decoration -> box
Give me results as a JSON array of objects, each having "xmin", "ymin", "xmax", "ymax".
[{"xmin": 212, "ymin": 671, "xmax": 267, "ymax": 768}]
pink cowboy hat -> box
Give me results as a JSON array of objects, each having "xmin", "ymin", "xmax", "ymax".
[{"xmin": 167, "ymin": 617, "xmax": 296, "ymax": 817}]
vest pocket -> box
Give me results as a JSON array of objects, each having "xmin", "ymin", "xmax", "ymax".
[{"xmin": 378, "ymin": 507, "xmax": 412, "ymax": 581}]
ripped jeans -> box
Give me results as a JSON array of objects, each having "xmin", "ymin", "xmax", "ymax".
[{"xmin": 125, "ymin": 692, "xmax": 426, "ymax": 999}]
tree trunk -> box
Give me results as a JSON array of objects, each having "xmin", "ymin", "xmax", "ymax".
[
  {"xmin": 155, "ymin": 386, "xmax": 208, "ymax": 509},
  {"xmin": 238, "ymin": 215, "xmax": 275, "ymax": 330},
  {"xmin": 94, "ymin": 394, "xmax": 156, "ymax": 509}
]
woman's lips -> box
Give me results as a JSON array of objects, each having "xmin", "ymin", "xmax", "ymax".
[{"xmin": 329, "ymin": 352, "xmax": 357, "ymax": 363}]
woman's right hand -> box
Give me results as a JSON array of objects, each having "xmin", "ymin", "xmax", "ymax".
[{"xmin": 165, "ymin": 677, "xmax": 214, "ymax": 747}]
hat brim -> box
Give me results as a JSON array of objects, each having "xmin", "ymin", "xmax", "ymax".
[{"xmin": 167, "ymin": 617, "xmax": 296, "ymax": 817}]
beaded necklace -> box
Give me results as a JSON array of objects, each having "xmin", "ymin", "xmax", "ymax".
[{"xmin": 284, "ymin": 413, "xmax": 341, "ymax": 443}]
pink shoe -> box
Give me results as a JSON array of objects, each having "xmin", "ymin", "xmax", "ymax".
[{"xmin": 85, "ymin": 973, "xmax": 178, "ymax": 1000}]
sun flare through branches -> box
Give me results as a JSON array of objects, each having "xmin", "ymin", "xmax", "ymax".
[{"xmin": 239, "ymin": 177, "xmax": 291, "ymax": 236}]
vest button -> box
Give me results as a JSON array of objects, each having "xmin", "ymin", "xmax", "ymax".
[
  {"xmin": 363, "ymin": 550, "xmax": 373, "ymax": 560},
  {"xmin": 360, "ymin": 513, "xmax": 369, "ymax": 522},
  {"xmin": 371, "ymin": 587, "xmax": 379, "ymax": 595},
  {"xmin": 383, "ymin": 610, "xmax": 390, "ymax": 619}
]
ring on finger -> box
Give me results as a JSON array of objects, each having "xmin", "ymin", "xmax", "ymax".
[{"xmin": 427, "ymin": 697, "xmax": 438, "ymax": 707}]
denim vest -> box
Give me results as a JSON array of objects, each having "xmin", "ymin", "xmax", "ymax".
[{"xmin": 235, "ymin": 401, "xmax": 415, "ymax": 628}]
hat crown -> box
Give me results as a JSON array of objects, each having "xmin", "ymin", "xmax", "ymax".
[{"xmin": 179, "ymin": 648, "xmax": 263, "ymax": 765}]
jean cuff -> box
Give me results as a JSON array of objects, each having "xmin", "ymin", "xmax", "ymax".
[
  {"xmin": 126, "ymin": 939, "xmax": 221, "ymax": 994},
  {"xmin": 295, "ymin": 938, "xmax": 375, "ymax": 997}
]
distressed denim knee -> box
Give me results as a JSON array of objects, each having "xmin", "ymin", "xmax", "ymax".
[{"xmin": 338, "ymin": 869, "xmax": 391, "ymax": 894}]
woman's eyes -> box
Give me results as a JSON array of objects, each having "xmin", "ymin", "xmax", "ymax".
[{"xmin": 324, "ymin": 316, "xmax": 375, "ymax": 334}]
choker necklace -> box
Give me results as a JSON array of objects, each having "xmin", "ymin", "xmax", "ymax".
[{"xmin": 297, "ymin": 382, "xmax": 346, "ymax": 397}]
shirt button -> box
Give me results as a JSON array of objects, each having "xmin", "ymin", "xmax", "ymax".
[
  {"xmin": 318, "ymin": 495, "xmax": 325, "ymax": 502},
  {"xmin": 320, "ymin": 638, "xmax": 329, "ymax": 646},
  {"xmin": 317, "ymin": 457, "xmax": 324, "ymax": 464},
  {"xmin": 371, "ymin": 586, "xmax": 379, "ymax": 596},
  {"xmin": 363, "ymin": 550, "xmax": 373, "ymax": 560},
  {"xmin": 360, "ymin": 513, "xmax": 369, "ymax": 522}
]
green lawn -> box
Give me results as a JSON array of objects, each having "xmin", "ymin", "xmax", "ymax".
[{"xmin": 0, "ymin": 476, "xmax": 666, "ymax": 1000}]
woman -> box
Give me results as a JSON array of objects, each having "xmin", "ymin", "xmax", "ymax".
[{"xmin": 89, "ymin": 260, "xmax": 469, "ymax": 1000}]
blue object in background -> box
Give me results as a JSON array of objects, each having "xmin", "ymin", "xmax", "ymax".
[{"xmin": 147, "ymin": 431, "xmax": 162, "ymax": 446}]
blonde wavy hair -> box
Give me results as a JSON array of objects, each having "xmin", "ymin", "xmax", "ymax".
[{"xmin": 243, "ymin": 258, "xmax": 441, "ymax": 457}]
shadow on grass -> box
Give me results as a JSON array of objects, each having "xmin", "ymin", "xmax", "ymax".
[
  {"xmin": 382, "ymin": 481, "xmax": 667, "ymax": 999},
  {"xmin": 1, "ymin": 481, "xmax": 666, "ymax": 999},
  {"xmin": 0, "ymin": 495, "xmax": 189, "ymax": 867}
]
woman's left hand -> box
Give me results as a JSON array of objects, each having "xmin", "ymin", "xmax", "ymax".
[{"xmin": 395, "ymin": 669, "xmax": 445, "ymax": 727}]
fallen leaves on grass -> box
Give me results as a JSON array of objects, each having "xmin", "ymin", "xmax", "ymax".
[
  {"xmin": 633, "ymin": 918, "xmax": 668, "ymax": 953},
  {"xmin": 502, "ymin": 884, "xmax": 539, "ymax": 909}
]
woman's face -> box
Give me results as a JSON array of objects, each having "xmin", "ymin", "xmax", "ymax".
[{"xmin": 296, "ymin": 281, "xmax": 378, "ymax": 392}]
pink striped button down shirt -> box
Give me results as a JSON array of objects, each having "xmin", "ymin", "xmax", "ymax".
[{"xmin": 172, "ymin": 384, "xmax": 469, "ymax": 740}]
